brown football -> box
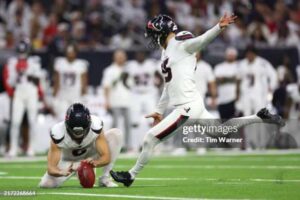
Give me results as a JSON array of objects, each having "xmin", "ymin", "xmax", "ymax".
[{"xmin": 77, "ymin": 161, "xmax": 95, "ymax": 188}]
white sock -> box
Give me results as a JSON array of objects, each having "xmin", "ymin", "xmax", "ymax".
[
  {"xmin": 102, "ymin": 128, "xmax": 123, "ymax": 177},
  {"xmin": 9, "ymin": 123, "xmax": 19, "ymax": 153},
  {"xmin": 222, "ymin": 115, "xmax": 263, "ymax": 130},
  {"xmin": 27, "ymin": 125, "xmax": 36, "ymax": 152},
  {"xmin": 129, "ymin": 133, "xmax": 159, "ymax": 179},
  {"xmin": 195, "ymin": 114, "xmax": 264, "ymax": 137}
]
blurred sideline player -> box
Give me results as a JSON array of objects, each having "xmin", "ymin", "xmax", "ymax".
[
  {"xmin": 0, "ymin": 92, "xmax": 10, "ymax": 155},
  {"xmin": 110, "ymin": 14, "xmax": 285, "ymax": 187},
  {"xmin": 213, "ymin": 47, "xmax": 240, "ymax": 149},
  {"xmin": 283, "ymin": 78, "xmax": 300, "ymax": 141},
  {"xmin": 237, "ymin": 46, "xmax": 278, "ymax": 149},
  {"xmin": 195, "ymin": 52, "xmax": 217, "ymax": 110},
  {"xmin": 285, "ymin": 82, "xmax": 300, "ymax": 119},
  {"xmin": 273, "ymin": 55, "xmax": 294, "ymax": 117},
  {"xmin": 39, "ymin": 103, "xmax": 123, "ymax": 188},
  {"xmin": 126, "ymin": 51, "xmax": 162, "ymax": 151},
  {"xmin": 102, "ymin": 50, "xmax": 131, "ymax": 151},
  {"xmin": 5, "ymin": 40, "xmax": 44, "ymax": 157},
  {"xmin": 214, "ymin": 47, "xmax": 239, "ymax": 119},
  {"xmin": 237, "ymin": 46, "xmax": 278, "ymax": 116},
  {"xmin": 83, "ymin": 86, "xmax": 113, "ymax": 130},
  {"xmin": 53, "ymin": 44, "xmax": 88, "ymax": 120}
]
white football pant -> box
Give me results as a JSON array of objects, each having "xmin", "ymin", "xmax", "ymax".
[{"xmin": 9, "ymin": 85, "xmax": 38, "ymax": 155}]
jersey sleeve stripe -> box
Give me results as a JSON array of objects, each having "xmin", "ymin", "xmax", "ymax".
[
  {"xmin": 50, "ymin": 133, "xmax": 64, "ymax": 144},
  {"xmin": 91, "ymin": 128, "xmax": 103, "ymax": 134},
  {"xmin": 175, "ymin": 34, "xmax": 194, "ymax": 41},
  {"xmin": 155, "ymin": 115, "xmax": 189, "ymax": 140}
]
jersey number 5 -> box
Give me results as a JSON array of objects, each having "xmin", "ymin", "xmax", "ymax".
[{"xmin": 161, "ymin": 58, "xmax": 172, "ymax": 82}]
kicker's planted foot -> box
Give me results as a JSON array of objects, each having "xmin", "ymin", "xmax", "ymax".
[{"xmin": 110, "ymin": 170, "xmax": 134, "ymax": 187}]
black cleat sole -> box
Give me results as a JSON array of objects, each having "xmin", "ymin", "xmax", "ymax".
[
  {"xmin": 257, "ymin": 108, "xmax": 285, "ymax": 127},
  {"xmin": 110, "ymin": 170, "xmax": 134, "ymax": 187}
]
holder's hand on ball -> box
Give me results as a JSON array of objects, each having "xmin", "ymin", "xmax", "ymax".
[{"xmin": 60, "ymin": 163, "xmax": 74, "ymax": 176}]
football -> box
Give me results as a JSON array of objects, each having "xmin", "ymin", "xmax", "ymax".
[{"xmin": 77, "ymin": 161, "xmax": 95, "ymax": 188}]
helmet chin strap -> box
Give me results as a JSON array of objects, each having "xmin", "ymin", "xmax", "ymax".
[
  {"xmin": 157, "ymin": 36, "xmax": 161, "ymax": 46},
  {"xmin": 158, "ymin": 33, "xmax": 169, "ymax": 48}
]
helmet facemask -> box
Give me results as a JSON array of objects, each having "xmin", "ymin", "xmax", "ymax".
[
  {"xmin": 66, "ymin": 124, "xmax": 90, "ymax": 140},
  {"xmin": 65, "ymin": 103, "xmax": 92, "ymax": 143},
  {"xmin": 17, "ymin": 40, "xmax": 31, "ymax": 58}
]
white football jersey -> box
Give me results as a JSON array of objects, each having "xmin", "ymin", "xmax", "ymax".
[
  {"xmin": 101, "ymin": 64, "xmax": 131, "ymax": 107},
  {"xmin": 126, "ymin": 59, "xmax": 158, "ymax": 93},
  {"xmin": 54, "ymin": 57, "xmax": 88, "ymax": 100},
  {"xmin": 154, "ymin": 24, "xmax": 222, "ymax": 114},
  {"xmin": 296, "ymin": 65, "xmax": 300, "ymax": 84},
  {"xmin": 7, "ymin": 56, "xmax": 42, "ymax": 88},
  {"xmin": 157, "ymin": 33, "xmax": 201, "ymax": 111},
  {"xmin": 287, "ymin": 84, "xmax": 300, "ymax": 102},
  {"xmin": 286, "ymin": 83, "xmax": 300, "ymax": 119},
  {"xmin": 50, "ymin": 115, "xmax": 103, "ymax": 161},
  {"xmin": 238, "ymin": 56, "xmax": 278, "ymax": 98},
  {"xmin": 195, "ymin": 60, "xmax": 215, "ymax": 98},
  {"xmin": 214, "ymin": 61, "xmax": 239, "ymax": 104}
]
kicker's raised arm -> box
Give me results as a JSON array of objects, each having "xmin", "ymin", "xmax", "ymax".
[
  {"xmin": 182, "ymin": 24, "xmax": 223, "ymax": 54},
  {"xmin": 183, "ymin": 13, "xmax": 237, "ymax": 54}
]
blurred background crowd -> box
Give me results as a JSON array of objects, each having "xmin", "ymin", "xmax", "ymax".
[
  {"xmin": 0, "ymin": 0, "xmax": 300, "ymax": 157},
  {"xmin": 0, "ymin": 0, "xmax": 299, "ymax": 51}
]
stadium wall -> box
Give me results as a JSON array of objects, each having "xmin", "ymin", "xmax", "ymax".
[{"xmin": 0, "ymin": 47, "xmax": 299, "ymax": 91}]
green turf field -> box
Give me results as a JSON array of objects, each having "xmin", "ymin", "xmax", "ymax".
[{"xmin": 0, "ymin": 153, "xmax": 300, "ymax": 200}]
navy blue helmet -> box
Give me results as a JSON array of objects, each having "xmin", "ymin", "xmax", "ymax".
[
  {"xmin": 145, "ymin": 15, "xmax": 178, "ymax": 48},
  {"xmin": 17, "ymin": 39, "xmax": 31, "ymax": 56},
  {"xmin": 65, "ymin": 103, "xmax": 91, "ymax": 141}
]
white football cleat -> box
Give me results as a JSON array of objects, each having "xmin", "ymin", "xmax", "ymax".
[
  {"xmin": 99, "ymin": 176, "xmax": 118, "ymax": 187},
  {"xmin": 6, "ymin": 149, "xmax": 17, "ymax": 158},
  {"xmin": 171, "ymin": 148, "xmax": 187, "ymax": 156},
  {"xmin": 0, "ymin": 146, "xmax": 5, "ymax": 156},
  {"xmin": 196, "ymin": 148, "xmax": 207, "ymax": 155},
  {"xmin": 26, "ymin": 148, "xmax": 35, "ymax": 157}
]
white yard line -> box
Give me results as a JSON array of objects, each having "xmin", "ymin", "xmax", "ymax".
[
  {"xmin": 249, "ymin": 178, "xmax": 300, "ymax": 182},
  {"xmin": 148, "ymin": 165, "xmax": 300, "ymax": 169},
  {"xmin": 1, "ymin": 176, "xmax": 300, "ymax": 183},
  {"xmin": 208, "ymin": 149, "xmax": 300, "ymax": 156},
  {"xmin": 153, "ymin": 157, "xmax": 300, "ymax": 161},
  {"xmin": 0, "ymin": 176, "xmax": 188, "ymax": 181},
  {"xmin": 0, "ymin": 164, "xmax": 45, "ymax": 168},
  {"xmin": 1, "ymin": 157, "xmax": 298, "ymax": 163},
  {"xmin": 136, "ymin": 177, "xmax": 189, "ymax": 181},
  {"xmin": 0, "ymin": 156, "xmax": 46, "ymax": 163},
  {"xmin": 38, "ymin": 192, "xmax": 258, "ymax": 200},
  {"xmin": 1, "ymin": 150, "xmax": 300, "ymax": 163},
  {"xmin": 1, "ymin": 164, "xmax": 300, "ymax": 169}
]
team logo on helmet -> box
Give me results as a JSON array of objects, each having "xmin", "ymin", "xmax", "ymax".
[
  {"xmin": 145, "ymin": 14, "xmax": 178, "ymax": 49},
  {"xmin": 65, "ymin": 103, "xmax": 91, "ymax": 143}
]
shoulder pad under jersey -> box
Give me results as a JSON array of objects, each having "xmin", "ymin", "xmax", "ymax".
[
  {"xmin": 90, "ymin": 115, "xmax": 103, "ymax": 134},
  {"xmin": 175, "ymin": 31, "xmax": 195, "ymax": 41},
  {"xmin": 50, "ymin": 122, "xmax": 65, "ymax": 144}
]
